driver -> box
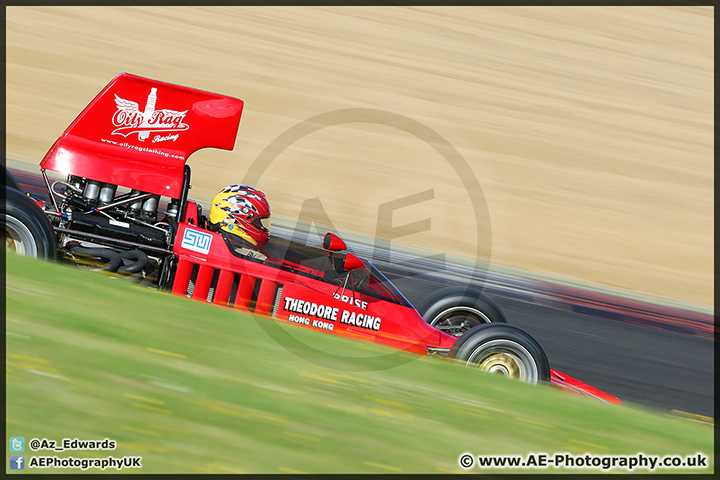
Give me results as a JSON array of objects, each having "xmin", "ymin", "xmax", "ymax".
[{"xmin": 208, "ymin": 184, "xmax": 272, "ymax": 261}]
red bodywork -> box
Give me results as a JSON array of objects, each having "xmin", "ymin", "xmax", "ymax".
[
  {"xmin": 172, "ymin": 210, "xmax": 620, "ymax": 405},
  {"xmin": 39, "ymin": 74, "xmax": 620, "ymax": 405},
  {"xmin": 172, "ymin": 214, "xmax": 445, "ymax": 356}
]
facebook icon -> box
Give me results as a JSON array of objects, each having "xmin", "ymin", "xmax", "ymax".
[{"xmin": 10, "ymin": 455, "xmax": 24, "ymax": 470}]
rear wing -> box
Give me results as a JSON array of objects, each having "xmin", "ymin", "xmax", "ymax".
[{"xmin": 40, "ymin": 73, "xmax": 244, "ymax": 198}]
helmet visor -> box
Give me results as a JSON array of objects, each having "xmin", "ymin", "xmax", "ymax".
[{"xmin": 253, "ymin": 215, "xmax": 271, "ymax": 232}]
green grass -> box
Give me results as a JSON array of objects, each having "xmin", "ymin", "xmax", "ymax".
[{"xmin": 5, "ymin": 253, "xmax": 714, "ymax": 474}]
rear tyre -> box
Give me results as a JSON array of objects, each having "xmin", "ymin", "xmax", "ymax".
[
  {"xmin": 1, "ymin": 187, "xmax": 57, "ymax": 259},
  {"xmin": 449, "ymin": 323, "xmax": 550, "ymax": 384},
  {"xmin": 418, "ymin": 286, "xmax": 506, "ymax": 337}
]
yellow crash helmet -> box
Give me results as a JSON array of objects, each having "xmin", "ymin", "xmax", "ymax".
[{"xmin": 209, "ymin": 185, "xmax": 271, "ymax": 249}]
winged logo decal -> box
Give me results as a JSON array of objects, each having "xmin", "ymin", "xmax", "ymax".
[{"xmin": 111, "ymin": 88, "xmax": 189, "ymax": 141}]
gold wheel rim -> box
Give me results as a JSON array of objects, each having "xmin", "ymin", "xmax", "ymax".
[{"xmin": 479, "ymin": 352, "xmax": 522, "ymax": 378}]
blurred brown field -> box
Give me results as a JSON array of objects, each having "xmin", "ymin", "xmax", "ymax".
[{"xmin": 5, "ymin": 6, "xmax": 713, "ymax": 307}]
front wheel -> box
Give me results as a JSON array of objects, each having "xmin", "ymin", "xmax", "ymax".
[
  {"xmin": 449, "ymin": 323, "xmax": 550, "ymax": 384},
  {"xmin": 1, "ymin": 187, "xmax": 57, "ymax": 259},
  {"xmin": 418, "ymin": 286, "xmax": 507, "ymax": 337}
]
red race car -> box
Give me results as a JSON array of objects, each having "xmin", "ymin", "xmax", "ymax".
[{"xmin": 2, "ymin": 73, "xmax": 620, "ymax": 405}]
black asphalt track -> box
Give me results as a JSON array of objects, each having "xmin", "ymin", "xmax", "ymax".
[{"xmin": 388, "ymin": 274, "xmax": 713, "ymax": 419}]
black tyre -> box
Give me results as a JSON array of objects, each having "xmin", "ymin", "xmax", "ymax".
[
  {"xmin": 1, "ymin": 187, "xmax": 57, "ymax": 259},
  {"xmin": 418, "ymin": 286, "xmax": 506, "ymax": 337},
  {"xmin": 449, "ymin": 323, "xmax": 550, "ymax": 384}
]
